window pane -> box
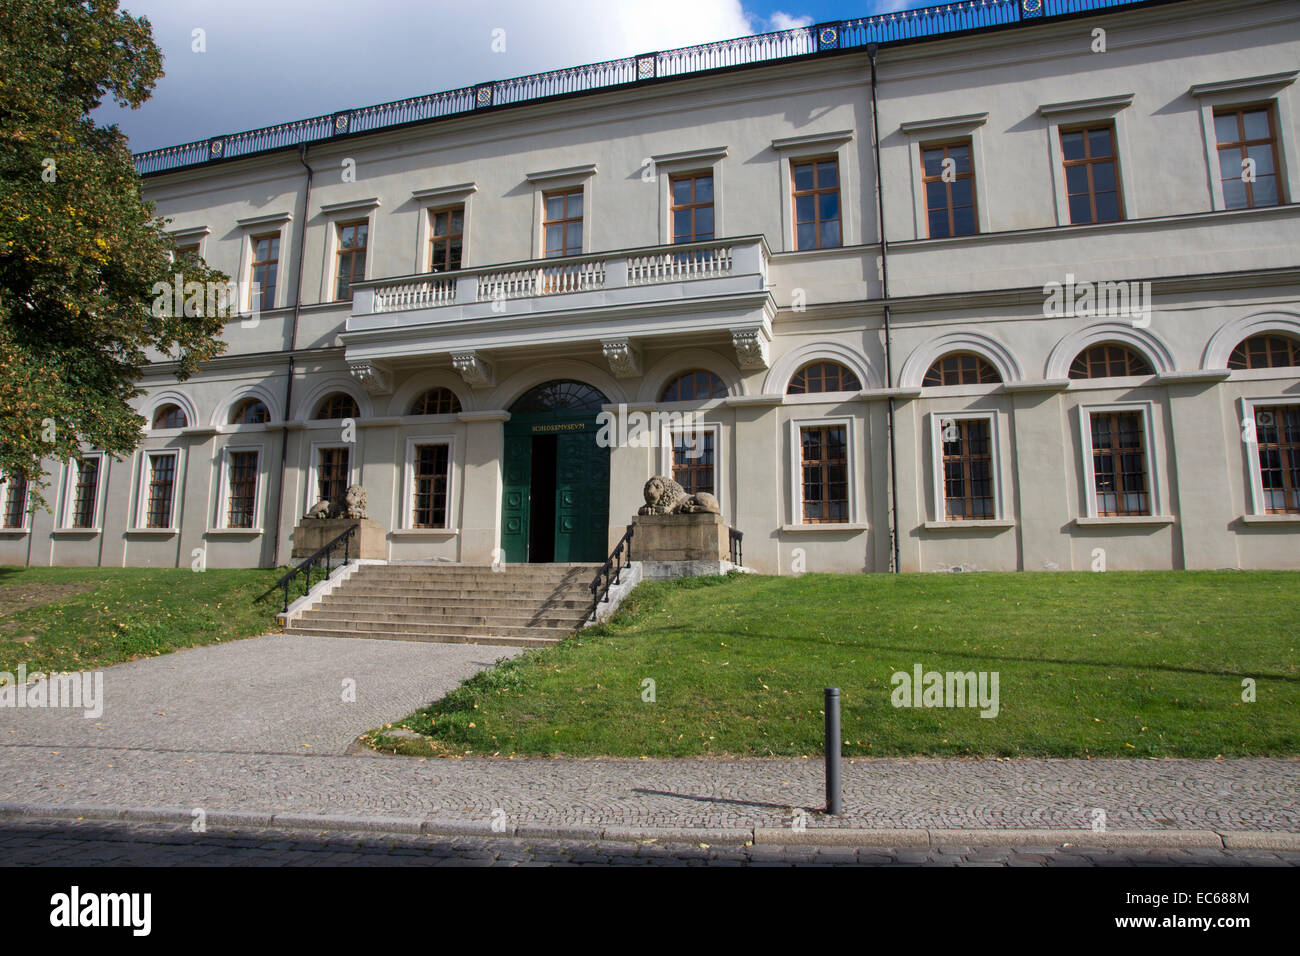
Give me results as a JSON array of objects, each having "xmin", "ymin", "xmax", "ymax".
[
  {"xmin": 1068, "ymin": 194, "xmax": 1093, "ymax": 223},
  {"xmin": 1246, "ymin": 144, "xmax": 1275, "ymax": 176},
  {"xmin": 925, "ymin": 180, "xmax": 948, "ymax": 211},
  {"xmin": 672, "ymin": 179, "xmax": 692, "ymax": 204},
  {"xmin": 1252, "ymin": 175, "xmax": 1279, "ymax": 206},
  {"xmin": 1243, "ymin": 110, "xmax": 1270, "ymax": 140},
  {"xmin": 1094, "ymin": 191, "xmax": 1120, "ymax": 222},
  {"xmin": 950, "ymin": 145, "xmax": 972, "ymax": 172},
  {"xmin": 545, "ymin": 195, "xmax": 564, "ymax": 220},
  {"xmin": 950, "ymin": 178, "xmax": 973, "ymax": 207},
  {"xmin": 1065, "ymin": 164, "xmax": 1089, "ymax": 195},
  {"xmin": 1214, "ymin": 113, "xmax": 1239, "ymax": 143},
  {"xmin": 953, "ymin": 206, "xmax": 976, "ymax": 236},
  {"xmin": 793, "ymin": 163, "xmax": 814, "ymax": 191},
  {"xmin": 795, "ymin": 195, "xmax": 814, "ymax": 223},
  {"xmin": 695, "ymin": 206, "xmax": 714, "ymax": 237},
  {"xmin": 695, "ymin": 176, "xmax": 713, "ymax": 203},
  {"xmin": 796, "ymin": 222, "xmax": 816, "ymax": 250},
  {"xmin": 816, "ymin": 161, "xmax": 838, "ymax": 187},
  {"xmin": 1087, "ymin": 128, "xmax": 1113, "ymax": 157},
  {"xmin": 1091, "ymin": 161, "xmax": 1116, "ymax": 191},
  {"xmin": 819, "ymin": 220, "xmax": 841, "ymax": 248},
  {"xmin": 818, "ymin": 191, "xmax": 839, "ymax": 222},
  {"xmin": 922, "ymin": 148, "xmax": 944, "ymax": 177},
  {"xmin": 1221, "ymin": 179, "xmax": 1248, "ymax": 209},
  {"xmin": 673, "ymin": 209, "xmax": 692, "ymax": 238},
  {"xmin": 566, "ymin": 192, "xmax": 583, "ymax": 218},
  {"xmin": 1218, "ymin": 150, "xmax": 1243, "ymax": 180},
  {"xmin": 928, "ymin": 209, "xmax": 950, "ymax": 238},
  {"xmin": 1061, "ymin": 131, "xmax": 1085, "ymax": 160}
]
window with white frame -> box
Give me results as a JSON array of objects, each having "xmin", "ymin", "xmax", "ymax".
[
  {"xmin": 307, "ymin": 443, "xmax": 354, "ymax": 514},
  {"xmin": 1077, "ymin": 404, "xmax": 1157, "ymax": 518},
  {"xmin": 1243, "ymin": 397, "xmax": 1300, "ymax": 515},
  {"xmin": 1, "ymin": 474, "xmax": 28, "ymax": 529},
  {"xmin": 660, "ymin": 422, "xmax": 721, "ymax": 501},
  {"xmin": 138, "ymin": 451, "xmax": 179, "ymax": 529},
  {"xmin": 789, "ymin": 417, "xmax": 855, "ymax": 525},
  {"xmin": 63, "ymin": 455, "xmax": 103, "ymax": 529},
  {"xmin": 220, "ymin": 448, "xmax": 261, "ymax": 530},
  {"xmin": 403, "ymin": 438, "xmax": 453, "ymax": 529},
  {"xmin": 930, "ymin": 413, "xmax": 1001, "ymax": 521}
]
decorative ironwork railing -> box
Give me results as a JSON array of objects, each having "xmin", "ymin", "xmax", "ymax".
[
  {"xmin": 134, "ymin": 0, "xmax": 1164, "ymax": 176},
  {"xmin": 274, "ymin": 523, "xmax": 358, "ymax": 615},
  {"xmin": 589, "ymin": 523, "xmax": 635, "ymax": 622}
]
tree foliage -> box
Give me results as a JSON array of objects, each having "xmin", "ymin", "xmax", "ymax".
[{"xmin": 0, "ymin": 0, "xmax": 229, "ymax": 507}]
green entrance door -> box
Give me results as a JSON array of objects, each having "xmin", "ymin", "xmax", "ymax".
[{"xmin": 501, "ymin": 380, "xmax": 610, "ymax": 564}]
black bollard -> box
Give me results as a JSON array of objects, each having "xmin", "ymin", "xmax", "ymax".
[{"xmin": 825, "ymin": 687, "xmax": 842, "ymax": 815}]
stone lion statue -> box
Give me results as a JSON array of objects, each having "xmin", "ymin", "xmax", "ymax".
[
  {"xmin": 637, "ymin": 476, "xmax": 721, "ymax": 516},
  {"xmin": 305, "ymin": 498, "xmax": 332, "ymax": 520},
  {"xmin": 344, "ymin": 484, "xmax": 368, "ymax": 519}
]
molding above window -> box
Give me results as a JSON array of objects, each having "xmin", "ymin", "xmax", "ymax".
[
  {"xmin": 651, "ymin": 146, "xmax": 728, "ymax": 169},
  {"xmin": 1189, "ymin": 71, "xmax": 1298, "ymax": 98},
  {"xmin": 319, "ymin": 197, "xmax": 381, "ymax": 217},
  {"xmin": 771, "ymin": 129, "xmax": 853, "ymax": 152},
  {"xmin": 236, "ymin": 211, "xmax": 292, "ymax": 229},
  {"xmin": 899, "ymin": 112, "xmax": 988, "ymax": 136},
  {"xmin": 1038, "ymin": 93, "xmax": 1134, "ymax": 118},
  {"xmin": 411, "ymin": 183, "xmax": 476, "ymax": 205},
  {"xmin": 525, "ymin": 163, "xmax": 597, "ymax": 184},
  {"xmin": 168, "ymin": 225, "xmax": 211, "ymax": 242}
]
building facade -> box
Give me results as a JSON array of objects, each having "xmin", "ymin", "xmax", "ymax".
[{"xmin": 2, "ymin": 0, "xmax": 1298, "ymax": 573}]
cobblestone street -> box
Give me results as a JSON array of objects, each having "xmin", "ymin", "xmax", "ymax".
[{"xmin": 6, "ymin": 819, "xmax": 1298, "ymax": 866}]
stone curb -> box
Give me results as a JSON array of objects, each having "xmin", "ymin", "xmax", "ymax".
[{"xmin": 0, "ymin": 803, "xmax": 1295, "ymax": 850}]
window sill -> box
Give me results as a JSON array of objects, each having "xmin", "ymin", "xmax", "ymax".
[
  {"xmin": 0, "ymin": 527, "xmax": 30, "ymax": 536},
  {"xmin": 205, "ymin": 528, "xmax": 263, "ymax": 536},
  {"xmin": 1241, "ymin": 513, "xmax": 1300, "ymax": 525},
  {"xmin": 389, "ymin": 529, "xmax": 459, "ymax": 537},
  {"xmin": 125, "ymin": 528, "xmax": 178, "ymax": 537},
  {"xmin": 923, "ymin": 519, "xmax": 1015, "ymax": 531},
  {"xmin": 52, "ymin": 528, "xmax": 100, "ymax": 536},
  {"xmin": 1073, "ymin": 515, "xmax": 1175, "ymax": 527},
  {"xmin": 781, "ymin": 522, "xmax": 868, "ymax": 533}
]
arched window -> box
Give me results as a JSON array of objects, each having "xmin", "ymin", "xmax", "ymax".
[
  {"xmin": 922, "ymin": 352, "xmax": 1001, "ymax": 387},
  {"xmin": 229, "ymin": 398, "xmax": 270, "ymax": 425},
  {"xmin": 509, "ymin": 380, "xmax": 609, "ymax": 413},
  {"xmin": 1228, "ymin": 334, "xmax": 1300, "ymax": 370},
  {"xmin": 409, "ymin": 387, "xmax": 462, "ymax": 416},
  {"xmin": 787, "ymin": 361, "xmax": 861, "ymax": 395},
  {"xmin": 660, "ymin": 369, "xmax": 727, "ymax": 402},
  {"xmin": 314, "ymin": 392, "xmax": 359, "ymax": 420},
  {"xmin": 1068, "ymin": 343, "xmax": 1154, "ymax": 379},
  {"xmin": 152, "ymin": 404, "xmax": 187, "ymax": 429}
]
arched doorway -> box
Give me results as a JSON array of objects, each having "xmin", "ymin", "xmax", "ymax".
[{"xmin": 502, "ymin": 380, "xmax": 611, "ymax": 563}]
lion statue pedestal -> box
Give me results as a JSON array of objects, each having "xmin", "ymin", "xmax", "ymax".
[
  {"xmin": 631, "ymin": 476, "xmax": 739, "ymax": 580},
  {"xmin": 290, "ymin": 486, "xmax": 386, "ymax": 560}
]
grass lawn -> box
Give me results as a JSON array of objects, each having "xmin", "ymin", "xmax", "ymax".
[
  {"xmin": 0, "ymin": 566, "xmax": 284, "ymax": 676},
  {"xmin": 364, "ymin": 570, "xmax": 1299, "ymax": 759}
]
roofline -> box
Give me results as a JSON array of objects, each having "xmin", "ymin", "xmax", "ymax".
[{"xmin": 134, "ymin": 0, "xmax": 1186, "ymax": 178}]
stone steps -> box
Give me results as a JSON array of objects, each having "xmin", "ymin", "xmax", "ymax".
[{"xmin": 285, "ymin": 563, "xmax": 601, "ymax": 646}]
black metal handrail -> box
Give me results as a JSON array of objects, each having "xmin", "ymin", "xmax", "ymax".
[
  {"xmin": 133, "ymin": 0, "xmax": 1166, "ymax": 176},
  {"xmin": 728, "ymin": 528, "xmax": 744, "ymax": 568},
  {"xmin": 275, "ymin": 523, "xmax": 358, "ymax": 614},
  {"xmin": 589, "ymin": 523, "xmax": 635, "ymax": 622}
]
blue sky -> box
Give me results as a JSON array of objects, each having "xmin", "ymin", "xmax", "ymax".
[{"xmin": 98, "ymin": 0, "xmax": 913, "ymax": 152}]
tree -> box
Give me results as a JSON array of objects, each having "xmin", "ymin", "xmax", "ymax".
[{"xmin": 0, "ymin": 0, "xmax": 229, "ymax": 508}]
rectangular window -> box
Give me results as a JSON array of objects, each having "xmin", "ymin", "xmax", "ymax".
[
  {"xmin": 671, "ymin": 174, "xmax": 715, "ymax": 243},
  {"xmin": 334, "ymin": 220, "xmax": 368, "ymax": 301},
  {"xmin": 1214, "ymin": 105, "xmax": 1282, "ymax": 209},
  {"xmin": 792, "ymin": 158, "xmax": 841, "ymax": 250},
  {"xmin": 1061, "ymin": 124, "xmax": 1123, "ymax": 224},
  {"xmin": 174, "ymin": 243, "xmax": 200, "ymax": 263},
  {"xmin": 145, "ymin": 453, "xmax": 177, "ymax": 528},
  {"xmin": 922, "ymin": 141, "xmax": 977, "ymax": 238},
  {"xmin": 2, "ymin": 476, "xmax": 27, "ymax": 528},
  {"xmin": 317, "ymin": 447, "xmax": 350, "ymax": 508},
  {"xmin": 671, "ymin": 431, "xmax": 715, "ymax": 496},
  {"xmin": 411, "ymin": 443, "xmax": 450, "ymax": 528},
  {"xmin": 250, "ymin": 233, "xmax": 279, "ymax": 311},
  {"xmin": 800, "ymin": 425, "xmax": 848, "ymax": 523},
  {"xmin": 429, "ymin": 206, "xmax": 464, "ymax": 273},
  {"xmin": 940, "ymin": 418, "xmax": 994, "ymax": 519},
  {"xmin": 1088, "ymin": 411, "xmax": 1149, "ymax": 516},
  {"xmin": 227, "ymin": 451, "xmax": 258, "ymax": 529},
  {"xmin": 1254, "ymin": 404, "xmax": 1300, "ymax": 514},
  {"xmin": 70, "ymin": 457, "xmax": 100, "ymax": 529},
  {"xmin": 543, "ymin": 189, "xmax": 583, "ymax": 258}
]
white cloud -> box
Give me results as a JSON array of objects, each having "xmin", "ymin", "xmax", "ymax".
[
  {"xmin": 106, "ymin": 0, "xmax": 760, "ymax": 150},
  {"xmin": 767, "ymin": 12, "xmax": 814, "ymax": 31}
]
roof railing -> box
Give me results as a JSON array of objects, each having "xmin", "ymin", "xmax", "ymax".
[{"xmin": 133, "ymin": 0, "xmax": 1162, "ymax": 176}]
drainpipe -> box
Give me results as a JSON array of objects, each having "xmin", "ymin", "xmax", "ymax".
[
  {"xmin": 868, "ymin": 44, "xmax": 901, "ymax": 575},
  {"xmin": 270, "ymin": 144, "xmax": 313, "ymax": 567}
]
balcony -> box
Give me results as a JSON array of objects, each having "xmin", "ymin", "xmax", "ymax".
[{"xmin": 343, "ymin": 237, "xmax": 774, "ymax": 377}]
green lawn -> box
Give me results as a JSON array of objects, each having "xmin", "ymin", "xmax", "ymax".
[
  {"xmin": 0, "ymin": 566, "xmax": 284, "ymax": 676},
  {"xmin": 364, "ymin": 570, "xmax": 1299, "ymax": 759}
]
